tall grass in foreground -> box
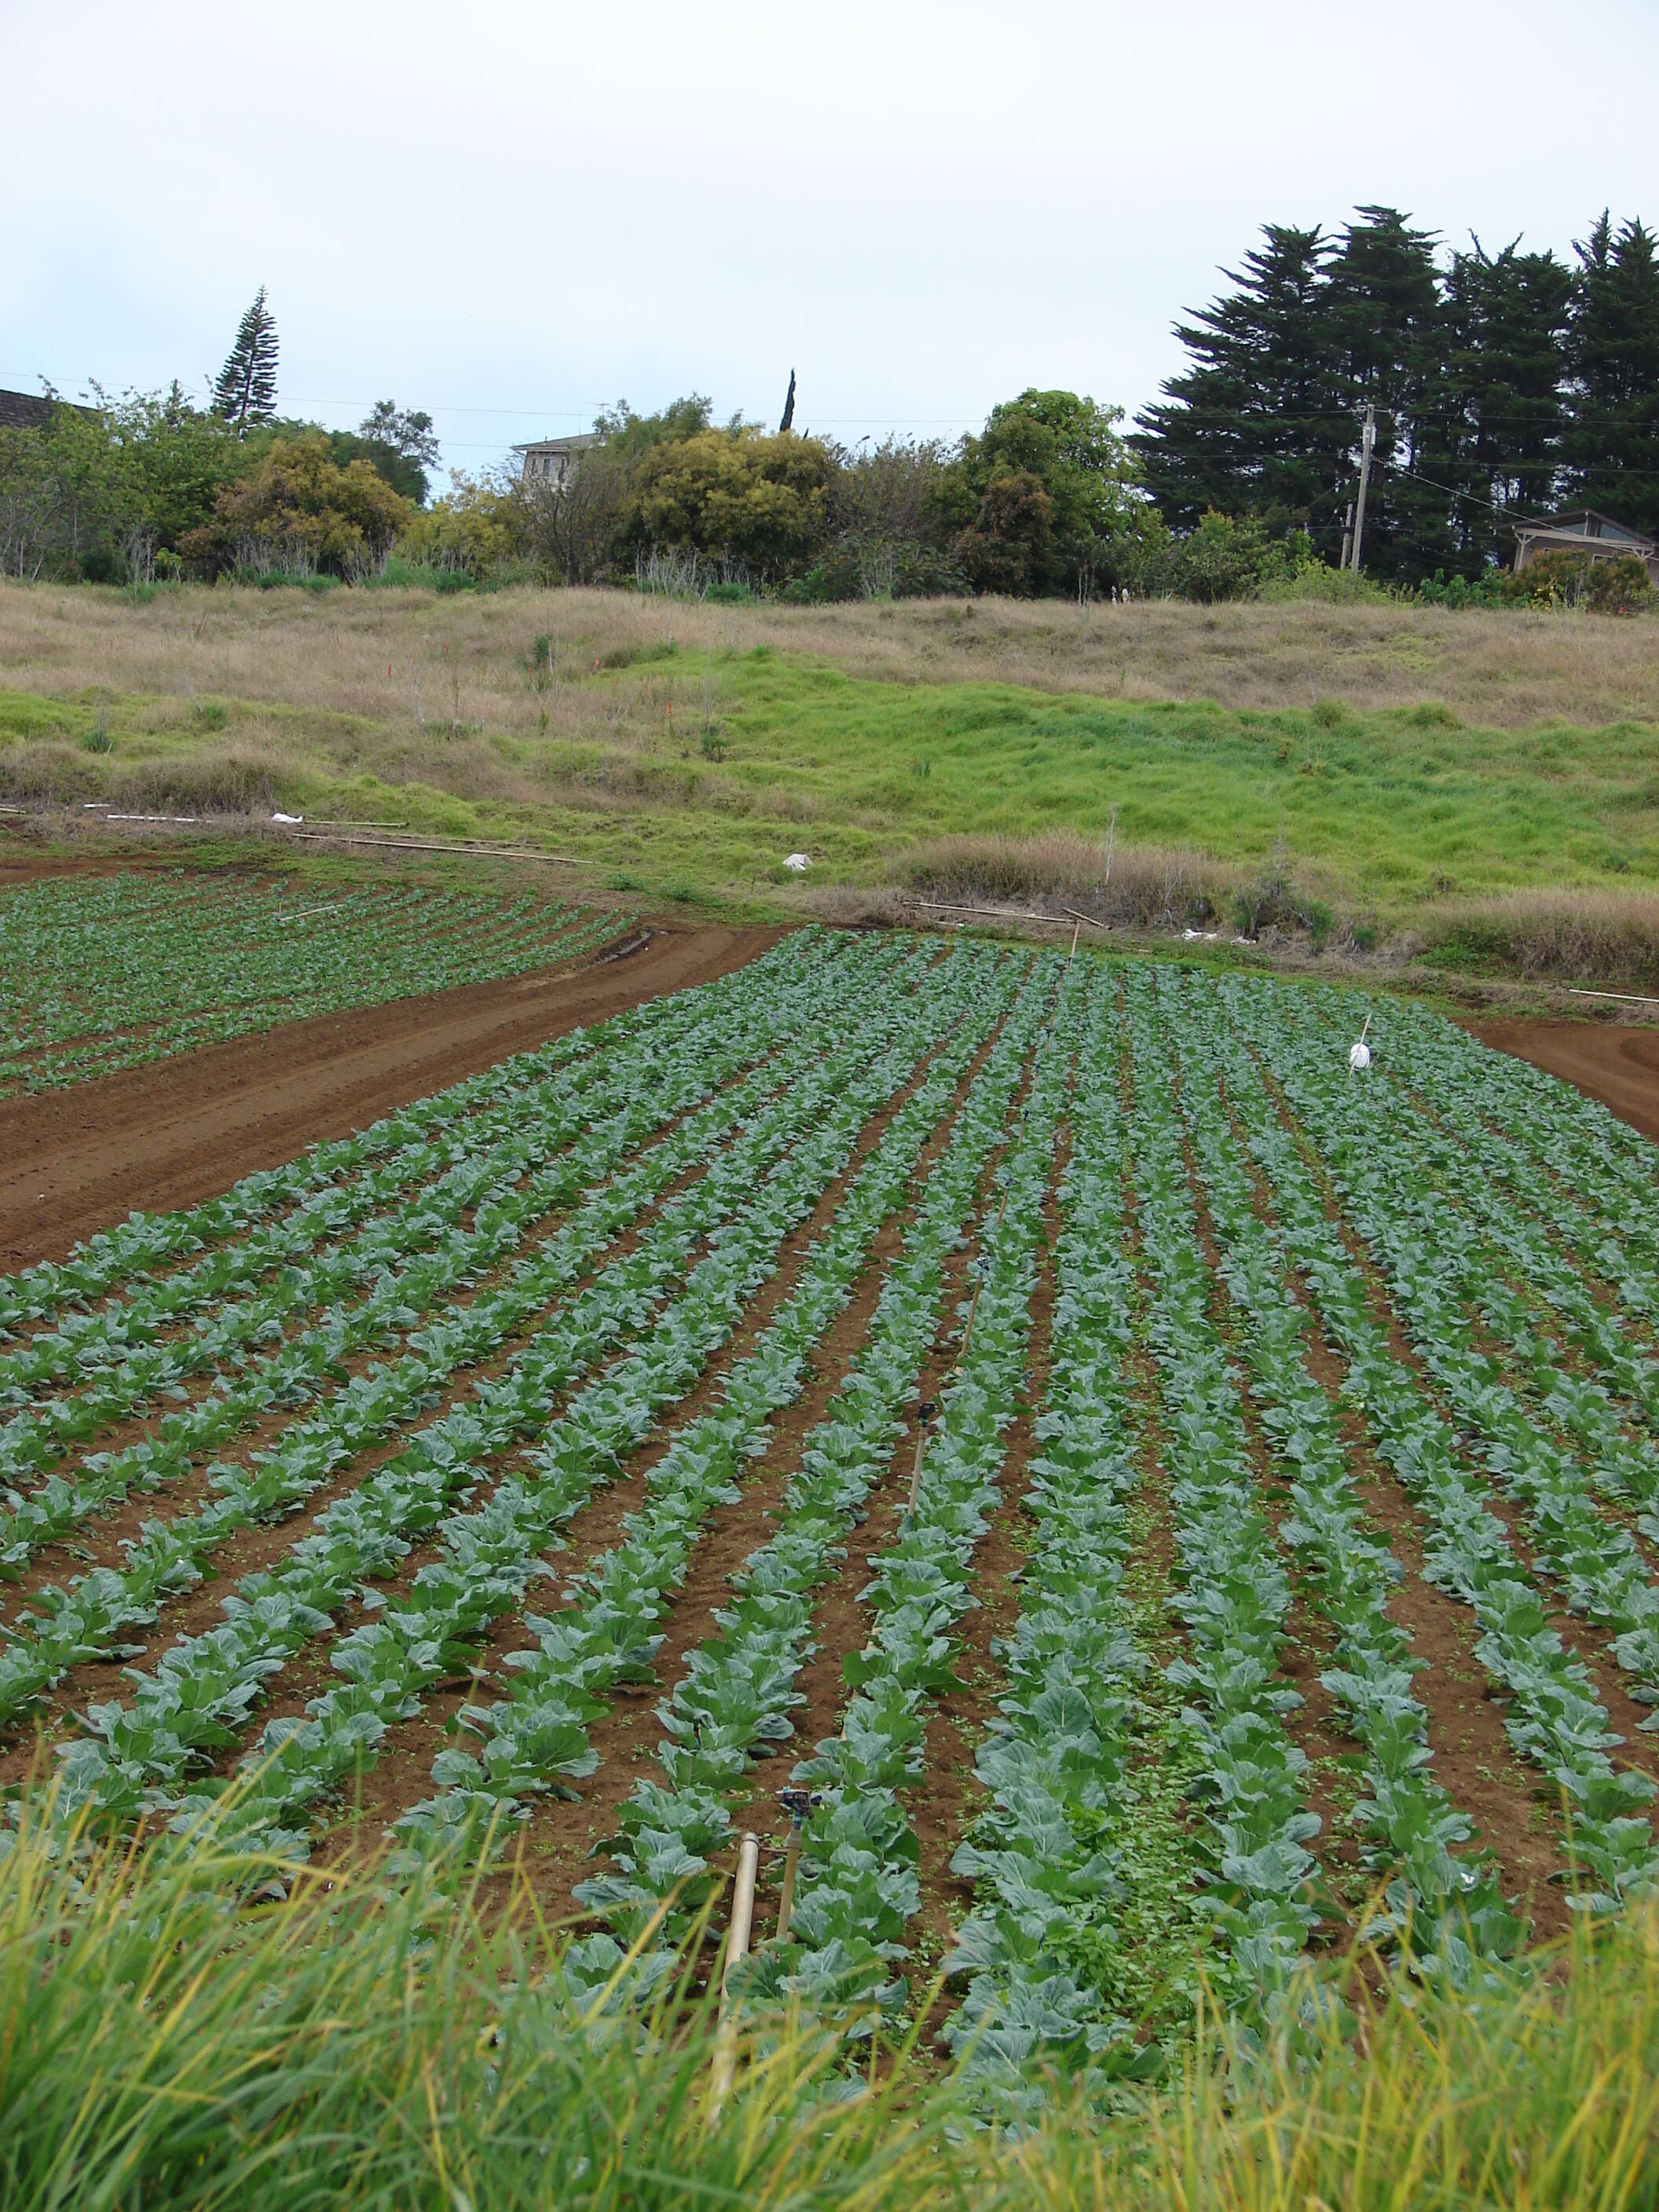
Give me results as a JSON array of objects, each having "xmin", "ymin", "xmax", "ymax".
[{"xmin": 2, "ymin": 1797, "xmax": 1657, "ymax": 2208}]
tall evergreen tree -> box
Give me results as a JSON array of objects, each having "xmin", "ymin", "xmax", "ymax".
[
  {"xmin": 1320, "ymin": 207, "xmax": 1453, "ymax": 581},
  {"xmin": 1439, "ymin": 240, "xmax": 1572, "ymax": 569},
  {"xmin": 1134, "ymin": 226, "xmax": 1345, "ymax": 548},
  {"xmin": 212, "ymin": 287, "xmax": 279, "ymax": 431},
  {"xmin": 1563, "ymin": 214, "xmax": 1659, "ymax": 533}
]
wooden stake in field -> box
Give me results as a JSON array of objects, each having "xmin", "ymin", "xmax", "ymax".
[{"xmin": 710, "ymin": 1831, "xmax": 760, "ymax": 2117}]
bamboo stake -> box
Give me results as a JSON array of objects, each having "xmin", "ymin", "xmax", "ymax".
[
  {"xmin": 1069, "ymin": 917, "xmax": 1081, "ymax": 959},
  {"xmin": 710, "ymin": 1831, "xmax": 760, "ymax": 2117}
]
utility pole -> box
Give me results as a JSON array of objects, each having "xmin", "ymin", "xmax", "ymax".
[{"xmin": 1348, "ymin": 404, "xmax": 1376, "ymax": 572}]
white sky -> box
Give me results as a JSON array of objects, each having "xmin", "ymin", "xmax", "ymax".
[{"xmin": 5, "ymin": 0, "xmax": 1656, "ymax": 480}]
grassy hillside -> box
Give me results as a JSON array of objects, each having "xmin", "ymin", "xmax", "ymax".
[{"xmin": 2, "ymin": 580, "xmax": 1657, "ymax": 976}]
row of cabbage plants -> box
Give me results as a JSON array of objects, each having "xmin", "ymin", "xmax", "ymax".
[
  {"xmin": 0, "ymin": 875, "xmax": 624, "ymax": 1094},
  {"xmin": 1119, "ymin": 972, "xmax": 1322, "ymax": 1996},
  {"xmin": 939, "ymin": 961, "xmax": 1159, "ymax": 2109},
  {"xmin": 738, "ymin": 955, "xmax": 1078, "ymax": 2021},
  {"xmin": 43, "ymin": 942, "xmax": 993, "ymax": 1848},
  {"xmin": 563, "ymin": 952, "xmax": 1059, "ymax": 2012},
  {"xmin": 0, "ymin": 938, "xmax": 907, "ymax": 1618},
  {"xmin": 1214, "ymin": 983, "xmax": 1659, "ymax": 1914},
  {"xmin": 0, "ymin": 930, "xmax": 841, "ymax": 1335}
]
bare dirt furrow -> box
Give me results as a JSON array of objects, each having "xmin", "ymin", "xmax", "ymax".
[{"xmin": 0, "ymin": 921, "xmax": 780, "ymax": 1273}]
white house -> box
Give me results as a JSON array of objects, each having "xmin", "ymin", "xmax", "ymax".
[{"xmin": 512, "ymin": 432, "xmax": 602, "ymax": 489}]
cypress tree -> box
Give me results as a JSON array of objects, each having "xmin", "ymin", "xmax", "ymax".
[
  {"xmin": 1134, "ymin": 225, "xmax": 1343, "ymax": 548},
  {"xmin": 212, "ymin": 287, "xmax": 279, "ymax": 431},
  {"xmin": 1563, "ymin": 214, "xmax": 1659, "ymax": 533},
  {"xmin": 1440, "ymin": 240, "xmax": 1572, "ymax": 569},
  {"xmin": 1321, "ymin": 207, "xmax": 1453, "ymax": 581}
]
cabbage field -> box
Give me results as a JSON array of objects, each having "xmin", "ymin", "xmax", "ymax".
[
  {"xmin": 0, "ymin": 871, "xmax": 625, "ymax": 1093},
  {"xmin": 4, "ymin": 926, "xmax": 1658, "ymax": 2097}
]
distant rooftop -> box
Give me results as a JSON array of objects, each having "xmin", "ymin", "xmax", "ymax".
[
  {"xmin": 511, "ymin": 431, "xmax": 603, "ymax": 456},
  {"xmin": 0, "ymin": 388, "xmax": 62, "ymax": 433}
]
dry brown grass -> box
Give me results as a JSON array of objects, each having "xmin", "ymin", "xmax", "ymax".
[
  {"xmin": 2, "ymin": 580, "xmax": 1657, "ymax": 730},
  {"xmin": 895, "ymin": 828, "xmax": 1234, "ymax": 931},
  {"xmin": 1424, "ymin": 884, "xmax": 1659, "ymax": 992}
]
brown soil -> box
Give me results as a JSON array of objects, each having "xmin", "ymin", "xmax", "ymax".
[
  {"xmin": 0, "ymin": 922, "xmax": 781, "ymax": 1273},
  {"xmin": 1470, "ymin": 1018, "xmax": 1659, "ymax": 1148}
]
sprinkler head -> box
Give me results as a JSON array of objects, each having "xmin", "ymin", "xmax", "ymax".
[
  {"xmin": 915, "ymin": 1398, "xmax": 937, "ymax": 1426},
  {"xmin": 779, "ymin": 1787, "xmax": 821, "ymax": 1828}
]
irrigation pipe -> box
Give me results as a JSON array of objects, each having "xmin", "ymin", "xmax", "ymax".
[
  {"xmin": 287, "ymin": 830, "xmax": 578, "ymax": 864},
  {"xmin": 905, "ymin": 896, "xmax": 1071, "ymax": 929},
  {"xmin": 710, "ymin": 1831, "xmax": 760, "ymax": 2117},
  {"xmin": 1568, "ymin": 987, "xmax": 1659, "ymax": 1009}
]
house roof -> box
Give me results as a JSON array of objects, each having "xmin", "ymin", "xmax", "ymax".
[
  {"xmin": 511, "ymin": 431, "xmax": 602, "ymax": 456},
  {"xmin": 0, "ymin": 388, "xmax": 61, "ymax": 433},
  {"xmin": 1513, "ymin": 507, "xmax": 1656, "ymax": 551}
]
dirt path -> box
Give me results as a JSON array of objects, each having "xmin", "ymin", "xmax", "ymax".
[
  {"xmin": 1471, "ymin": 1017, "xmax": 1659, "ymax": 1148},
  {"xmin": 0, "ymin": 925, "xmax": 782, "ymax": 1272}
]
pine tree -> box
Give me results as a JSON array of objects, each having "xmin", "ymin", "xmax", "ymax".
[
  {"xmin": 212, "ymin": 287, "xmax": 279, "ymax": 431},
  {"xmin": 1134, "ymin": 225, "xmax": 1345, "ymax": 547},
  {"xmin": 1563, "ymin": 214, "xmax": 1659, "ymax": 533}
]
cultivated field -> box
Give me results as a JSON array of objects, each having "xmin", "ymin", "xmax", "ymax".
[
  {"xmin": 5, "ymin": 926, "xmax": 1659, "ymax": 2119},
  {"xmin": 4, "ymin": 582, "xmax": 1659, "ymax": 980},
  {"xmin": 0, "ymin": 870, "xmax": 627, "ymax": 1094}
]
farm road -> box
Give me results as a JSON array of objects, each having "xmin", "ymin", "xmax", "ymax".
[{"xmin": 0, "ymin": 923, "xmax": 781, "ymax": 1271}]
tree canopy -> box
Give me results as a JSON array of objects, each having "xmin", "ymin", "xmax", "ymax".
[{"xmin": 1135, "ymin": 205, "xmax": 1659, "ymax": 581}]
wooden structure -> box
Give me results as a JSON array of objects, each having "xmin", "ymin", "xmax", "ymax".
[
  {"xmin": 512, "ymin": 431, "xmax": 602, "ymax": 488},
  {"xmin": 1511, "ymin": 507, "xmax": 1659, "ymax": 585}
]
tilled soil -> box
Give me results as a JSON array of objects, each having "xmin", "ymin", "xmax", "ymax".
[
  {"xmin": 1472, "ymin": 1016, "xmax": 1659, "ymax": 1148},
  {"xmin": 0, "ymin": 921, "xmax": 781, "ymax": 1271}
]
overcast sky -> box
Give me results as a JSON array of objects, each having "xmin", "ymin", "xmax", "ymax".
[{"xmin": 5, "ymin": 0, "xmax": 1656, "ymax": 481}]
